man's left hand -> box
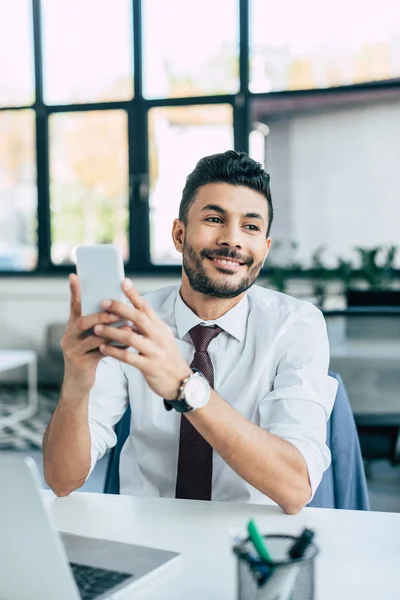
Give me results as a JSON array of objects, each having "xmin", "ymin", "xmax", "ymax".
[{"xmin": 94, "ymin": 279, "xmax": 191, "ymax": 400}]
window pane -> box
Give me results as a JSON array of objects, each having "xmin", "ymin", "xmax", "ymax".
[
  {"xmin": 49, "ymin": 111, "xmax": 129, "ymax": 264},
  {"xmin": 252, "ymin": 96, "xmax": 400, "ymax": 270},
  {"xmin": 149, "ymin": 104, "xmax": 233, "ymax": 264},
  {"xmin": 143, "ymin": 0, "xmax": 239, "ymax": 98},
  {"xmin": 0, "ymin": 0, "xmax": 34, "ymax": 106},
  {"xmin": 0, "ymin": 110, "xmax": 37, "ymax": 270},
  {"xmin": 250, "ymin": 0, "xmax": 400, "ymax": 92},
  {"xmin": 42, "ymin": 0, "xmax": 134, "ymax": 104}
]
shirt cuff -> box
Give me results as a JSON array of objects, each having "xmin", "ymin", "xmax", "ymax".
[
  {"xmin": 287, "ymin": 437, "xmax": 331, "ymax": 501},
  {"xmin": 85, "ymin": 418, "xmax": 117, "ymax": 481},
  {"xmin": 86, "ymin": 445, "xmax": 101, "ymax": 480}
]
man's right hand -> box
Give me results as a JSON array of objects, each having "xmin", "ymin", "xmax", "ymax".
[{"xmin": 60, "ymin": 274, "xmax": 120, "ymax": 394}]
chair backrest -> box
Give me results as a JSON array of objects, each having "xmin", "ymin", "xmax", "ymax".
[
  {"xmin": 308, "ymin": 371, "xmax": 370, "ymax": 510},
  {"xmin": 104, "ymin": 372, "xmax": 370, "ymax": 509},
  {"xmin": 103, "ymin": 404, "xmax": 131, "ymax": 495}
]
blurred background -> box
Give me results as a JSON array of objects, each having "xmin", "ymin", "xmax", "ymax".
[{"xmin": 0, "ymin": 0, "xmax": 399, "ymax": 509}]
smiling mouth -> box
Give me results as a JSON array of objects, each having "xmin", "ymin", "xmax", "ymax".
[{"xmin": 208, "ymin": 256, "xmax": 246, "ymax": 270}]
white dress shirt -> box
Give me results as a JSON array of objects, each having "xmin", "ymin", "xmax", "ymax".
[{"xmin": 87, "ymin": 284, "xmax": 338, "ymax": 504}]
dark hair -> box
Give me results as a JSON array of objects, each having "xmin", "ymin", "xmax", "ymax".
[{"xmin": 179, "ymin": 150, "xmax": 273, "ymax": 237}]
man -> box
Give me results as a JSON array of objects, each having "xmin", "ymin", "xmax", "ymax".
[{"xmin": 43, "ymin": 150, "xmax": 337, "ymax": 514}]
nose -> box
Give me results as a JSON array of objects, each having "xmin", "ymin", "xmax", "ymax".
[{"xmin": 216, "ymin": 223, "xmax": 243, "ymax": 249}]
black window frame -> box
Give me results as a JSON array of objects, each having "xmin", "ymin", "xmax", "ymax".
[{"xmin": 0, "ymin": 0, "xmax": 399, "ymax": 278}]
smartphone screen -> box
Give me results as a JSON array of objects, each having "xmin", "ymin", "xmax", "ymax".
[{"xmin": 76, "ymin": 244, "xmax": 129, "ymax": 347}]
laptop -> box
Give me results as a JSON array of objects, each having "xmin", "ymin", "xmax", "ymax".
[{"xmin": 0, "ymin": 454, "xmax": 180, "ymax": 600}]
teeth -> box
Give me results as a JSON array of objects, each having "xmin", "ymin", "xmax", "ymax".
[{"xmin": 214, "ymin": 258, "xmax": 241, "ymax": 266}]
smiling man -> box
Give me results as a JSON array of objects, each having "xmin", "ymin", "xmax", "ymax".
[{"xmin": 43, "ymin": 150, "xmax": 337, "ymax": 514}]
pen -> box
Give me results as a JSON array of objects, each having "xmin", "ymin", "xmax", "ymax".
[
  {"xmin": 288, "ymin": 527, "xmax": 315, "ymax": 559},
  {"xmin": 247, "ymin": 519, "xmax": 273, "ymax": 563},
  {"xmin": 228, "ymin": 528, "xmax": 271, "ymax": 584}
]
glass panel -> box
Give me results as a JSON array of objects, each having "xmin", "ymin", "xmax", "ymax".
[
  {"xmin": 149, "ymin": 104, "xmax": 233, "ymax": 264},
  {"xmin": 249, "ymin": 128, "xmax": 267, "ymax": 166},
  {"xmin": 0, "ymin": 110, "xmax": 37, "ymax": 270},
  {"xmin": 143, "ymin": 0, "xmax": 239, "ymax": 98},
  {"xmin": 251, "ymin": 95, "xmax": 400, "ymax": 275},
  {"xmin": 0, "ymin": 0, "xmax": 34, "ymax": 106},
  {"xmin": 49, "ymin": 110, "xmax": 129, "ymax": 265},
  {"xmin": 42, "ymin": 0, "xmax": 134, "ymax": 104},
  {"xmin": 250, "ymin": 0, "xmax": 400, "ymax": 92}
]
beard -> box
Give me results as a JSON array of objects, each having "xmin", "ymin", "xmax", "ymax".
[{"xmin": 182, "ymin": 240, "xmax": 264, "ymax": 299}]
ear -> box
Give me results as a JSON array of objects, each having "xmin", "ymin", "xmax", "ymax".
[
  {"xmin": 172, "ymin": 219, "xmax": 185, "ymax": 254},
  {"xmin": 263, "ymin": 237, "xmax": 272, "ymax": 265}
]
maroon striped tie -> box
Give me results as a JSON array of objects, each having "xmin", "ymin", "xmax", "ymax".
[{"xmin": 175, "ymin": 324, "xmax": 223, "ymax": 500}]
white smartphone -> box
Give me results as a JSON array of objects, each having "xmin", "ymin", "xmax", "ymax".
[{"xmin": 75, "ymin": 244, "xmax": 129, "ymax": 347}]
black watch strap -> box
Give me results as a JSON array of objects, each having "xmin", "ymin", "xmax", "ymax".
[
  {"xmin": 163, "ymin": 369, "xmax": 200, "ymax": 413},
  {"xmin": 163, "ymin": 398, "xmax": 192, "ymax": 413}
]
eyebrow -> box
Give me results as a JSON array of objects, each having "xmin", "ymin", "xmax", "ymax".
[{"xmin": 201, "ymin": 203, "xmax": 265, "ymax": 224}]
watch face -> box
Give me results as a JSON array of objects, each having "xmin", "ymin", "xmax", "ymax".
[{"xmin": 185, "ymin": 375, "xmax": 210, "ymax": 409}]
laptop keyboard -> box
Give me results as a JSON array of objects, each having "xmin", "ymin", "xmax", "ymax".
[{"xmin": 70, "ymin": 562, "xmax": 132, "ymax": 600}]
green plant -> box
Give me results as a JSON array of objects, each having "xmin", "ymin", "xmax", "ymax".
[
  {"xmin": 265, "ymin": 241, "xmax": 302, "ymax": 293},
  {"xmin": 355, "ymin": 245, "xmax": 398, "ymax": 290},
  {"xmin": 267, "ymin": 267, "xmax": 288, "ymax": 293},
  {"xmin": 336, "ymin": 257, "xmax": 354, "ymax": 293},
  {"xmin": 310, "ymin": 245, "xmax": 332, "ymax": 309},
  {"xmin": 264, "ymin": 242, "xmax": 398, "ymax": 302}
]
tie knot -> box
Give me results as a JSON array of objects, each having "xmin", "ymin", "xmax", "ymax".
[{"xmin": 189, "ymin": 324, "xmax": 223, "ymax": 353}]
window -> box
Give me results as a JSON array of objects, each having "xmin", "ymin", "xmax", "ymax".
[
  {"xmin": 0, "ymin": 110, "xmax": 37, "ymax": 270},
  {"xmin": 49, "ymin": 110, "xmax": 129, "ymax": 265},
  {"xmin": 148, "ymin": 105, "xmax": 233, "ymax": 264},
  {"xmin": 0, "ymin": 0, "xmax": 35, "ymax": 107},
  {"xmin": 1, "ymin": 0, "xmax": 398, "ymax": 277},
  {"xmin": 142, "ymin": 0, "xmax": 239, "ymax": 98},
  {"xmin": 41, "ymin": 0, "xmax": 134, "ymax": 104},
  {"xmin": 250, "ymin": 0, "xmax": 400, "ymax": 93}
]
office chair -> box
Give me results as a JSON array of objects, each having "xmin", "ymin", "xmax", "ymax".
[
  {"xmin": 308, "ymin": 371, "xmax": 370, "ymax": 509},
  {"xmin": 103, "ymin": 404, "xmax": 131, "ymax": 496}
]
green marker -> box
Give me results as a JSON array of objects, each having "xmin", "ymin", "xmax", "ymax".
[{"xmin": 247, "ymin": 519, "xmax": 273, "ymax": 563}]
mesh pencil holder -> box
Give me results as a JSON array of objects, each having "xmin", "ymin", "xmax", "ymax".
[{"xmin": 234, "ymin": 534, "xmax": 318, "ymax": 600}]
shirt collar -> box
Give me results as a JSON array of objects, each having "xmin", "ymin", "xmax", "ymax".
[{"xmin": 174, "ymin": 289, "xmax": 249, "ymax": 342}]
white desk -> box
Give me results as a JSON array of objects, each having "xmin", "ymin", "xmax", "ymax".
[
  {"xmin": 42, "ymin": 491, "xmax": 400, "ymax": 600},
  {"xmin": 330, "ymin": 340, "xmax": 400, "ymax": 360},
  {"xmin": 0, "ymin": 350, "xmax": 39, "ymax": 444}
]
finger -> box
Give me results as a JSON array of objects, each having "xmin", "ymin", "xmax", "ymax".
[
  {"xmin": 86, "ymin": 350, "xmax": 103, "ymax": 359},
  {"xmin": 121, "ymin": 279, "xmax": 146, "ymax": 310},
  {"xmin": 69, "ymin": 274, "xmax": 82, "ymax": 321},
  {"xmin": 74, "ymin": 311, "xmax": 121, "ymax": 336},
  {"xmin": 77, "ymin": 335, "xmax": 104, "ymax": 354},
  {"xmin": 122, "ymin": 279, "xmax": 160, "ymax": 322},
  {"xmin": 99, "ymin": 343, "xmax": 148, "ymax": 370},
  {"xmin": 94, "ymin": 325, "xmax": 154, "ymax": 355},
  {"xmin": 101, "ymin": 299, "xmax": 159, "ymax": 339}
]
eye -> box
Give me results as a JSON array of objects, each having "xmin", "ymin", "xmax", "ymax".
[
  {"xmin": 244, "ymin": 224, "xmax": 261, "ymax": 231},
  {"xmin": 205, "ymin": 217, "xmax": 223, "ymax": 223}
]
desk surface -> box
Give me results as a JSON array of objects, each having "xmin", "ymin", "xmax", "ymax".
[
  {"xmin": 0, "ymin": 349, "xmax": 36, "ymax": 371},
  {"xmin": 42, "ymin": 491, "xmax": 400, "ymax": 600},
  {"xmin": 329, "ymin": 340, "xmax": 400, "ymax": 360}
]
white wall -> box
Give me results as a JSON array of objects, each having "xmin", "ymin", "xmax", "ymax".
[{"xmin": 265, "ymin": 98, "xmax": 400, "ymax": 268}]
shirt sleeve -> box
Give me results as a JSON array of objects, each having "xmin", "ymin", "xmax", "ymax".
[
  {"xmin": 258, "ymin": 303, "xmax": 338, "ymax": 500},
  {"xmin": 86, "ymin": 357, "xmax": 129, "ymax": 478}
]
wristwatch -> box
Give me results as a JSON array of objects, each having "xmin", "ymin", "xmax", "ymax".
[{"xmin": 164, "ymin": 369, "xmax": 211, "ymax": 413}]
